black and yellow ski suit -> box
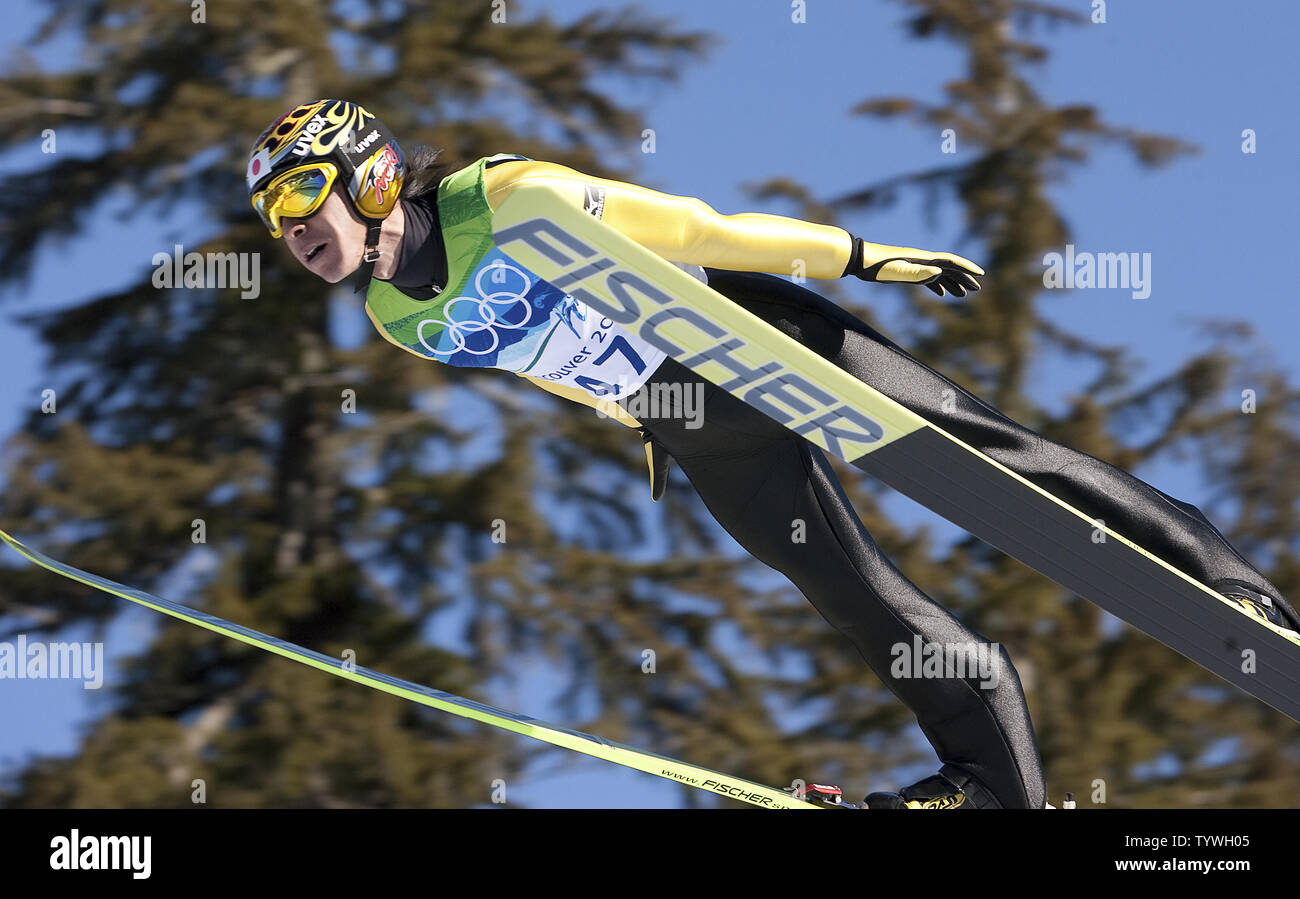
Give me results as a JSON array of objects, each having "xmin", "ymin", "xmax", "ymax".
[{"xmin": 380, "ymin": 158, "xmax": 1289, "ymax": 809}]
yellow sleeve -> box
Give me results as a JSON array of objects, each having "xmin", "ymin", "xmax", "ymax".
[{"xmin": 482, "ymin": 159, "xmax": 854, "ymax": 279}]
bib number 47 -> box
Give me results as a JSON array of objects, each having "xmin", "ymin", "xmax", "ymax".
[{"xmin": 574, "ymin": 322, "xmax": 646, "ymax": 397}]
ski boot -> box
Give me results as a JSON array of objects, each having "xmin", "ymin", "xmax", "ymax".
[
  {"xmin": 863, "ymin": 765, "xmax": 1001, "ymax": 809},
  {"xmin": 1214, "ymin": 579, "xmax": 1300, "ymax": 635}
]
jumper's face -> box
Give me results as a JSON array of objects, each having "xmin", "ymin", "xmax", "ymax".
[{"xmin": 279, "ymin": 187, "xmax": 368, "ymax": 284}]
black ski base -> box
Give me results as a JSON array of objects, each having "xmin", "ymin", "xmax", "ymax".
[{"xmin": 855, "ymin": 427, "xmax": 1300, "ymax": 722}]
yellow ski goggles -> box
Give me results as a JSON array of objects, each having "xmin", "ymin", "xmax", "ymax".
[{"xmin": 250, "ymin": 162, "xmax": 340, "ymax": 238}]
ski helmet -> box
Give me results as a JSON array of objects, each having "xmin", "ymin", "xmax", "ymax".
[
  {"xmin": 245, "ymin": 99, "xmax": 403, "ymax": 235},
  {"xmin": 247, "ymin": 99, "xmax": 405, "ymax": 288}
]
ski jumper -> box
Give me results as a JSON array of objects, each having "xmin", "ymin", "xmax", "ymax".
[{"xmin": 364, "ymin": 155, "xmax": 1287, "ymax": 808}]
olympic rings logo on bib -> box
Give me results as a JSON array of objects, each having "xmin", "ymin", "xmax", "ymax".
[{"xmin": 417, "ymin": 261, "xmax": 535, "ymax": 357}]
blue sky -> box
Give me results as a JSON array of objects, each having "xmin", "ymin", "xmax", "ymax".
[{"xmin": 2, "ymin": 0, "xmax": 1297, "ymax": 807}]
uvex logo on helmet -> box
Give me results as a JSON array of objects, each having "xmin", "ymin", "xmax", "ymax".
[
  {"xmin": 342, "ymin": 128, "xmax": 383, "ymax": 158},
  {"xmin": 291, "ymin": 114, "xmax": 333, "ymax": 156}
]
